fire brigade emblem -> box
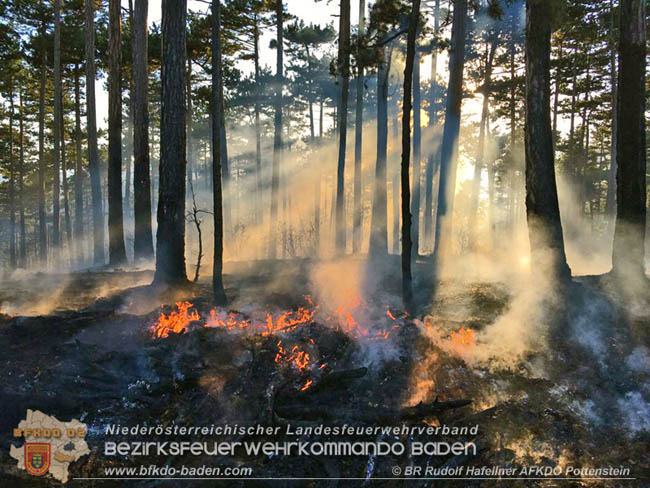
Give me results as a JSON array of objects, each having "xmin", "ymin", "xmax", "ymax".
[{"xmin": 25, "ymin": 443, "xmax": 51, "ymax": 476}]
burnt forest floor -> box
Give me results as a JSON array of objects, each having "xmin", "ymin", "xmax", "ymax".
[{"xmin": 0, "ymin": 257, "xmax": 649, "ymax": 487}]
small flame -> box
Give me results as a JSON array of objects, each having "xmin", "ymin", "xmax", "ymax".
[
  {"xmin": 300, "ymin": 379, "xmax": 313, "ymax": 391},
  {"xmin": 449, "ymin": 327, "xmax": 476, "ymax": 354},
  {"xmin": 150, "ymin": 301, "xmax": 201, "ymax": 338},
  {"xmin": 274, "ymin": 340, "xmax": 312, "ymax": 372}
]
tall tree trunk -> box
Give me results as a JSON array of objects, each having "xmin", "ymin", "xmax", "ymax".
[
  {"xmin": 507, "ymin": 36, "xmax": 518, "ymax": 236},
  {"xmin": 410, "ymin": 48, "xmax": 422, "ymax": 257},
  {"xmin": 369, "ymin": 47, "xmax": 392, "ymax": 257},
  {"xmin": 524, "ymin": 0, "xmax": 571, "ymax": 280},
  {"xmin": 612, "ymin": 0, "xmax": 646, "ymax": 277},
  {"xmin": 335, "ymin": 0, "xmax": 351, "ymax": 253},
  {"xmin": 605, "ymin": 0, "xmax": 618, "ymax": 221},
  {"xmin": 269, "ymin": 0, "xmax": 283, "ymax": 259},
  {"xmin": 433, "ymin": 0, "xmax": 468, "ymax": 266},
  {"xmin": 85, "ymin": 0, "xmax": 105, "ymax": 265},
  {"xmin": 133, "ymin": 0, "xmax": 154, "ymax": 261},
  {"xmin": 154, "ymin": 0, "xmax": 189, "ymax": 285},
  {"xmin": 19, "ymin": 89, "xmax": 26, "ymax": 266},
  {"xmin": 424, "ymin": 0, "xmax": 440, "ymax": 250},
  {"xmin": 253, "ymin": 16, "xmax": 262, "ymax": 226},
  {"xmin": 38, "ymin": 19, "xmax": 47, "ymax": 265},
  {"xmin": 401, "ymin": 0, "xmax": 420, "ymax": 312},
  {"xmin": 8, "ymin": 80, "xmax": 16, "ymax": 269},
  {"xmin": 52, "ymin": 0, "xmax": 61, "ymax": 254},
  {"xmin": 552, "ymin": 38, "xmax": 562, "ymax": 150},
  {"xmin": 319, "ymin": 99, "xmax": 323, "ymax": 138},
  {"xmin": 212, "ymin": 0, "xmax": 227, "ymax": 303},
  {"xmin": 74, "ymin": 66, "xmax": 84, "ymax": 264},
  {"xmin": 352, "ymin": 0, "xmax": 365, "ymax": 253},
  {"xmin": 60, "ymin": 110, "xmax": 73, "ymax": 261},
  {"xmin": 468, "ymin": 40, "xmax": 495, "ymax": 250},
  {"xmin": 108, "ymin": 0, "xmax": 127, "ymax": 265},
  {"xmin": 186, "ymin": 58, "xmax": 193, "ymax": 204}
]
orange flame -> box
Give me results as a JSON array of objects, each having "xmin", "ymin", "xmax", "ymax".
[
  {"xmin": 449, "ymin": 327, "xmax": 476, "ymax": 354},
  {"xmin": 274, "ymin": 340, "xmax": 312, "ymax": 372},
  {"xmin": 151, "ymin": 295, "xmax": 396, "ymax": 342},
  {"xmin": 150, "ymin": 301, "xmax": 201, "ymax": 338}
]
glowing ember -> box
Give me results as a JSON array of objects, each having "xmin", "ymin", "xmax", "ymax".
[
  {"xmin": 274, "ymin": 341, "xmax": 312, "ymax": 372},
  {"xmin": 150, "ymin": 301, "xmax": 201, "ymax": 338},
  {"xmin": 205, "ymin": 309, "xmax": 251, "ymax": 330},
  {"xmin": 300, "ymin": 379, "xmax": 313, "ymax": 391}
]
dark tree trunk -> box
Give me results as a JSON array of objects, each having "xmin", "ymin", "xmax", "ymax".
[
  {"xmin": 433, "ymin": 0, "xmax": 468, "ymax": 265},
  {"xmin": 86, "ymin": 0, "xmax": 105, "ymax": 265},
  {"xmin": 410, "ymin": 48, "xmax": 421, "ymax": 257},
  {"xmin": 61, "ymin": 114, "xmax": 74, "ymax": 265},
  {"xmin": 254, "ymin": 16, "xmax": 262, "ymax": 226},
  {"xmin": 400, "ymin": 0, "xmax": 420, "ymax": 312},
  {"xmin": 108, "ymin": 0, "xmax": 127, "ymax": 266},
  {"xmin": 368, "ymin": 47, "xmax": 392, "ymax": 257},
  {"xmin": 269, "ymin": 0, "xmax": 283, "ymax": 259},
  {"xmin": 74, "ymin": 66, "xmax": 84, "ymax": 264},
  {"xmin": 524, "ymin": 0, "xmax": 571, "ymax": 280},
  {"xmin": 605, "ymin": 0, "xmax": 618, "ymax": 221},
  {"xmin": 612, "ymin": 0, "xmax": 646, "ymax": 277},
  {"xmin": 38, "ymin": 20, "xmax": 47, "ymax": 265},
  {"xmin": 352, "ymin": 0, "xmax": 365, "ymax": 254},
  {"xmin": 60, "ymin": 111, "xmax": 73, "ymax": 261},
  {"xmin": 219, "ymin": 102, "xmax": 231, "ymax": 233},
  {"xmin": 552, "ymin": 39, "xmax": 562, "ymax": 150},
  {"xmin": 154, "ymin": 0, "xmax": 189, "ymax": 286},
  {"xmin": 335, "ymin": 0, "xmax": 351, "ymax": 253},
  {"xmin": 186, "ymin": 58, "xmax": 193, "ymax": 204},
  {"xmin": 424, "ymin": 0, "xmax": 440, "ymax": 250},
  {"xmin": 133, "ymin": 0, "xmax": 154, "ymax": 261},
  {"xmin": 212, "ymin": 0, "xmax": 227, "ymax": 304},
  {"xmin": 19, "ymin": 89, "xmax": 26, "ymax": 265},
  {"xmin": 8, "ymin": 81, "xmax": 16, "ymax": 269},
  {"xmin": 53, "ymin": 0, "xmax": 61, "ymax": 253}
]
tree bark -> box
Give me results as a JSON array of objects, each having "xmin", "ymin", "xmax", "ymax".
[
  {"xmin": 254, "ymin": 16, "xmax": 262, "ymax": 226},
  {"xmin": 74, "ymin": 66, "xmax": 84, "ymax": 264},
  {"xmin": 335, "ymin": 0, "xmax": 351, "ymax": 254},
  {"xmin": 352, "ymin": 0, "xmax": 365, "ymax": 254},
  {"xmin": 52, "ymin": 0, "xmax": 62, "ymax": 253},
  {"xmin": 524, "ymin": 0, "xmax": 571, "ymax": 280},
  {"xmin": 605, "ymin": 0, "xmax": 618, "ymax": 221},
  {"xmin": 19, "ymin": 89, "xmax": 26, "ymax": 266},
  {"xmin": 368, "ymin": 47, "xmax": 392, "ymax": 257},
  {"xmin": 85, "ymin": 0, "xmax": 105, "ymax": 265},
  {"xmin": 133, "ymin": 0, "xmax": 154, "ymax": 261},
  {"xmin": 154, "ymin": 0, "xmax": 189, "ymax": 285},
  {"xmin": 400, "ymin": 0, "xmax": 420, "ymax": 312},
  {"xmin": 212, "ymin": 0, "xmax": 227, "ymax": 303},
  {"xmin": 269, "ymin": 0, "xmax": 283, "ymax": 259},
  {"xmin": 38, "ymin": 19, "xmax": 47, "ymax": 265},
  {"xmin": 611, "ymin": 0, "xmax": 646, "ymax": 277},
  {"xmin": 108, "ymin": 0, "xmax": 127, "ymax": 266},
  {"xmin": 8, "ymin": 80, "xmax": 16, "ymax": 269},
  {"xmin": 433, "ymin": 0, "xmax": 468, "ymax": 266},
  {"xmin": 410, "ymin": 48, "xmax": 421, "ymax": 257},
  {"xmin": 60, "ymin": 109, "xmax": 73, "ymax": 262}
]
